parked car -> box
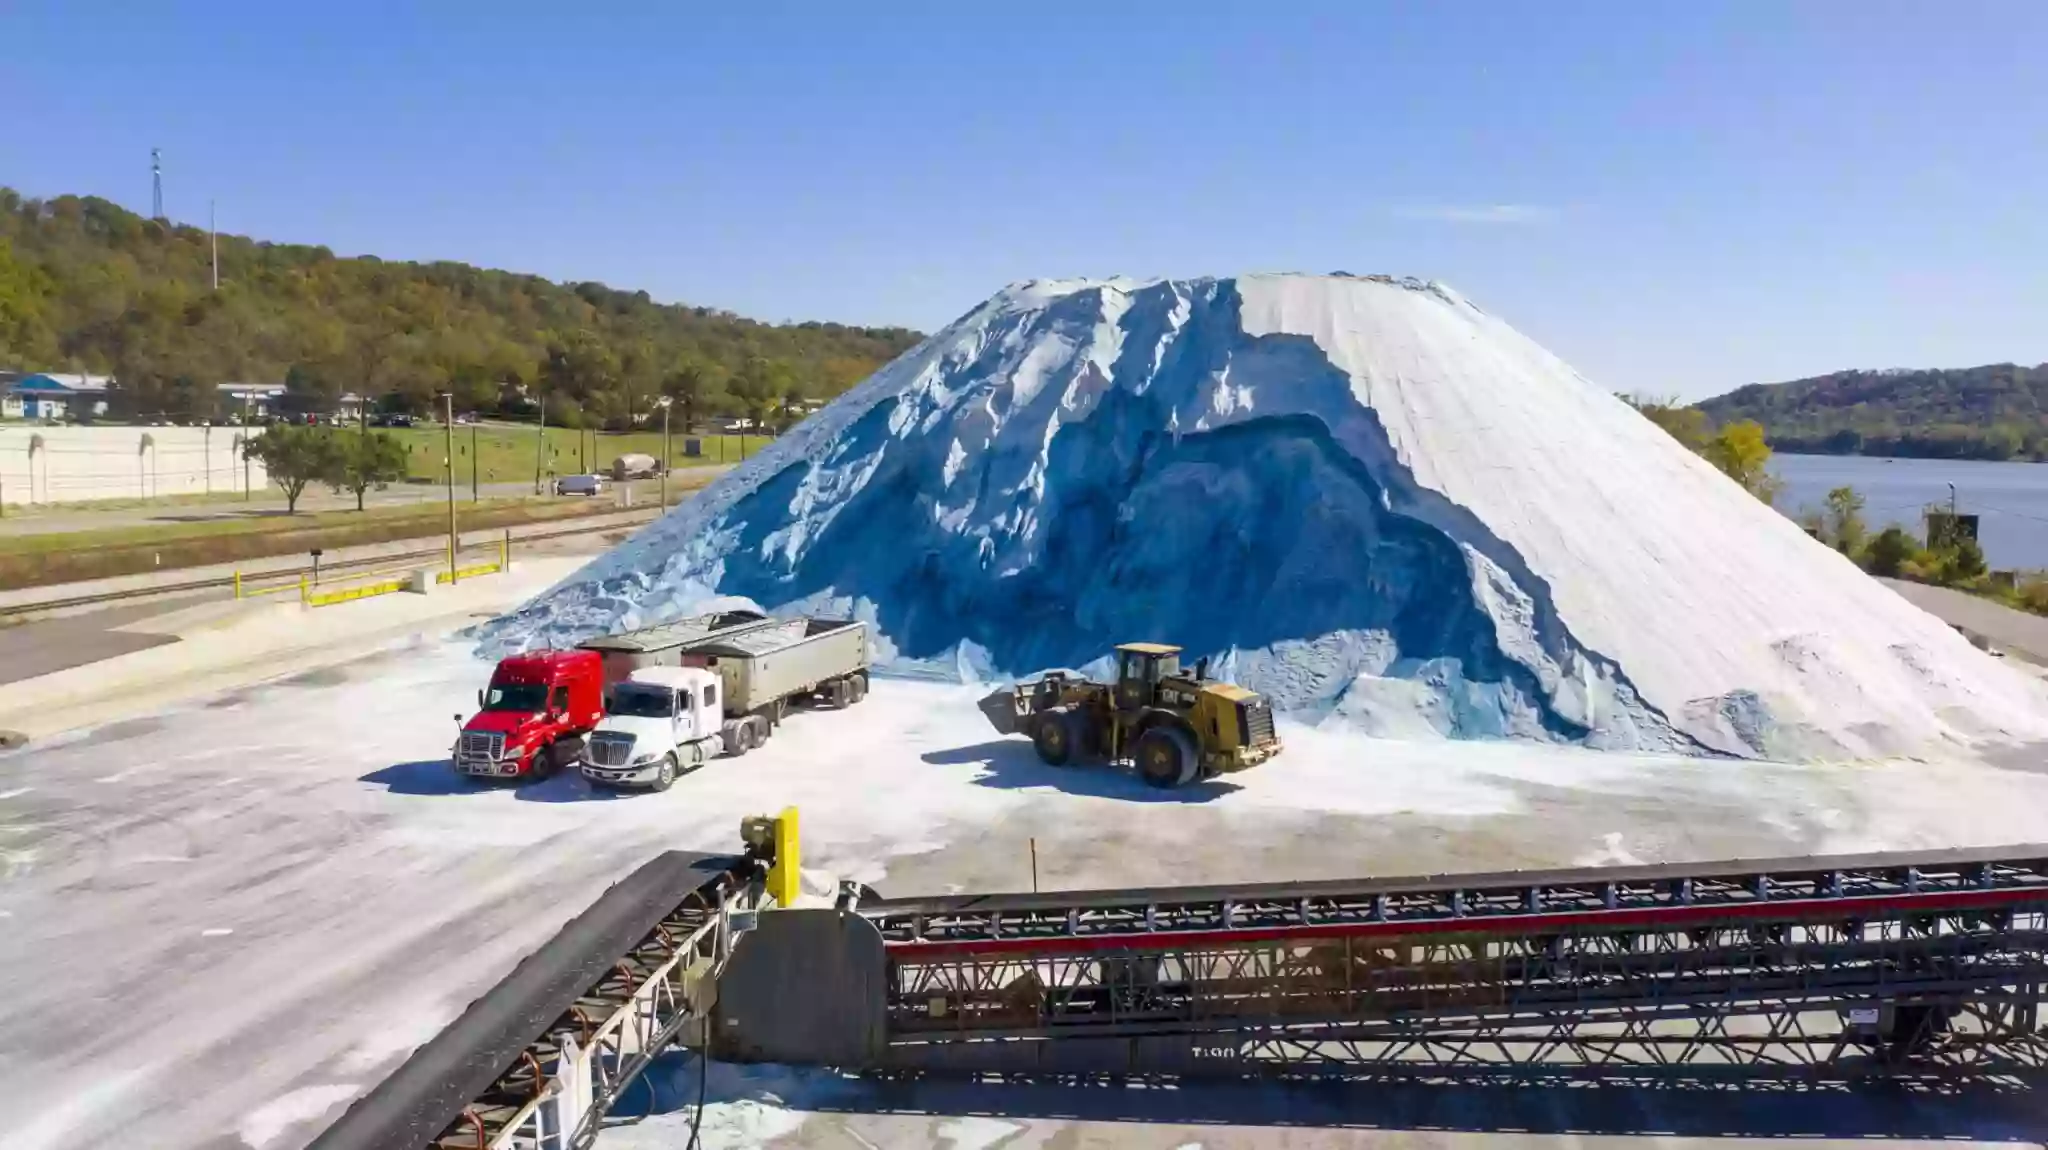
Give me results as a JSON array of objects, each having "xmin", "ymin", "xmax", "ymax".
[{"xmin": 555, "ymin": 474, "xmax": 608, "ymax": 497}]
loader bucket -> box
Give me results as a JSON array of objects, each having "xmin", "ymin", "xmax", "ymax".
[{"xmin": 977, "ymin": 687, "xmax": 1023, "ymax": 736}]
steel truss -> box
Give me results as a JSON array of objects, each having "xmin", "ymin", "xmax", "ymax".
[
  {"xmin": 432, "ymin": 881, "xmax": 757, "ymax": 1150},
  {"xmin": 865, "ymin": 846, "xmax": 2048, "ymax": 952},
  {"xmin": 879, "ymin": 894, "xmax": 2048, "ymax": 1079}
]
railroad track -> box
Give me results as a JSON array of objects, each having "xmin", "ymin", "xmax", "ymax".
[{"xmin": 0, "ymin": 509, "xmax": 661, "ymax": 619}]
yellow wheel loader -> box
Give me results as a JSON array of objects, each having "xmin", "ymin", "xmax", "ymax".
[{"xmin": 977, "ymin": 643, "xmax": 1283, "ymax": 788}]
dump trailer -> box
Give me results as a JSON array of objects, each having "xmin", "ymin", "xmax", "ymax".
[
  {"xmin": 979, "ymin": 642, "xmax": 1281, "ymax": 788},
  {"xmin": 679, "ymin": 617, "xmax": 870, "ymax": 752},
  {"xmin": 577, "ymin": 609, "xmax": 780, "ymax": 686}
]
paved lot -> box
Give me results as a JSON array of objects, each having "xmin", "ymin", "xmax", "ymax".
[
  {"xmin": 1882, "ymin": 577, "xmax": 2048, "ymax": 664},
  {"xmin": 0, "ymin": 596, "xmax": 210, "ymax": 686},
  {"xmin": 5, "ymin": 644, "xmax": 2047, "ymax": 1149}
]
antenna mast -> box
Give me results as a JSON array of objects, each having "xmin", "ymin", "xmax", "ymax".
[{"xmin": 151, "ymin": 147, "xmax": 164, "ymax": 220}]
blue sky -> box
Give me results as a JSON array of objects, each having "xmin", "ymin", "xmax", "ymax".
[{"xmin": 5, "ymin": 1, "xmax": 2045, "ymax": 399}]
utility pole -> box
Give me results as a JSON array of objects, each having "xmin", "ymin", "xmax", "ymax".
[
  {"xmin": 658, "ymin": 395, "xmax": 673, "ymax": 509},
  {"xmin": 1949, "ymin": 482, "xmax": 1958, "ymax": 520},
  {"xmin": 242, "ymin": 394, "xmax": 253, "ymax": 500},
  {"xmin": 470, "ymin": 417, "xmax": 479, "ymax": 502},
  {"xmin": 443, "ymin": 393, "xmax": 459, "ymax": 584},
  {"xmin": 151, "ymin": 148, "xmax": 163, "ymax": 220},
  {"xmin": 209, "ymin": 200, "xmax": 219, "ymax": 290},
  {"xmin": 533, "ymin": 392, "xmax": 547, "ymax": 495}
]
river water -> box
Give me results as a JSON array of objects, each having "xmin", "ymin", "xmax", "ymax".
[{"xmin": 1771, "ymin": 454, "xmax": 2048, "ymax": 570}]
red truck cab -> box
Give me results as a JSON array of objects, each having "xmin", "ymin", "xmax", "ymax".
[{"xmin": 454, "ymin": 650, "xmax": 605, "ymax": 780}]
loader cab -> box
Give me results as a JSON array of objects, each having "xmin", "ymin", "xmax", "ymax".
[{"xmin": 1114, "ymin": 643, "xmax": 1182, "ymax": 709}]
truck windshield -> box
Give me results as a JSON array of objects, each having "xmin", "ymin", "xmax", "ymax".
[
  {"xmin": 483, "ymin": 683, "xmax": 549, "ymax": 712},
  {"xmin": 610, "ymin": 687, "xmax": 674, "ymax": 718}
]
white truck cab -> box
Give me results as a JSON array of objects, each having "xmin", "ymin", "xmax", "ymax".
[{"xmin": 580, "ymin": 666, "xmax": 727, "ymax": 791}]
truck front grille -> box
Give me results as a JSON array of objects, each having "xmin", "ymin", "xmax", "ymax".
[
  {"xmin": 462, "ymin": 731, "xmax": 506, "ymax": 760},
  {"xmin": 1239, "ymin": 700, "xmax": 1276, "ymax": 747},
  {"xmin": 587, "ymin": 736, "xmax": 634, "ymax": 767}
]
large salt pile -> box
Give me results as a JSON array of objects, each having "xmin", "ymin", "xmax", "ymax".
[{"xmin": 481, "ymin": 274, "xmax": 2048, "ymax": 760}]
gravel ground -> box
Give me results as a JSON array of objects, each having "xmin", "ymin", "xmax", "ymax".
[{"xmin": 3, "ymin": 643, "xmax": 2047, "ymax": 1149}]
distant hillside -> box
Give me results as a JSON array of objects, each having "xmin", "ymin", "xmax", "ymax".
[
  {"xmin": 0, "ymin": 189, "xmax": 924, "ymax": 426},
  {"xmin": 1696, "ymin": 365, "xmax": 2048, "ymax": 461}
]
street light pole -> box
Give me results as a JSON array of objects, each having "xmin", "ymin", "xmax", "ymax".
[
  {"xmin": 470, "ymin": 417, "xmax": 479, "ymax": 502},
  {"xmin": 534, "ymin": 392, "xmax": 546, "ymax": 495},
  {"xmin": 442, "ymin": 393, "xmax": 458, "ymax": 584},
  {"xmin": 658, "ymin": 396, "xmax": 673, "ymax": 509}
]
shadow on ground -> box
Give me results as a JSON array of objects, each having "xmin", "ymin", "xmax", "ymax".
[
  {"xmin": 921, "ymin": 740, "xmax": 1244, "ymax": 803},
  {"xmin": 359, "ymin": 759, "xmax": 639, "ymax": 803},
  {"xmin": 624, "ymin": 1055, "xmax": 2048, "ymax": 1142}
]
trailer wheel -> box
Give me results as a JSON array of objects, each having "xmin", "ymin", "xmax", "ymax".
[
  {"xmin": 723, "ymin": 721, "xmax": 751, "ymax": 757},
  {"xmin": 752, "ymin": 714, "xmax": 773, "ymax": 745},
  {"xmin": 828, "ymin": 677, "xmax": 854, "ymax": 709},
  {"xmin": 1135, "ymin": 725, "xmax": 1200, "ymax": 789},
  {"xmin": 850, "ymin": 672, "xmax": 869, "ymax": 703},
  {"xmin": 651, "ymin": 753, "xmax": 678, "ymax": 792}
]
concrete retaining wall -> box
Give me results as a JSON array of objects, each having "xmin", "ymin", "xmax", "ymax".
[{"xmin": 0, "ymin": 426, "xmax": 271, "ymax": 505}]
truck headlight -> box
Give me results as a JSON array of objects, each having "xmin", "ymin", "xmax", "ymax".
[{"xmin": 631, "ymin": 751, "xmax": 657, "ymax": 765}]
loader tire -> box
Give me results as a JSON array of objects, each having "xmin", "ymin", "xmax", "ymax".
[
  {"xmin": 1032, "ymin": 707, "xmax": 1082, "ymax": 767},
  {"xmin": 1135, "ymin": 725, "xmax": 1200, "ymax": 789}
]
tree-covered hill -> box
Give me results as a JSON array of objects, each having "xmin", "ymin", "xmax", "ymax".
[
  {"xmin": 0, "ymin": 189, "xmax": 924, "ymax": 428},
  {"xmin": 1695, "ymin": 364, "xmax": 2048, "ymax": 461}
]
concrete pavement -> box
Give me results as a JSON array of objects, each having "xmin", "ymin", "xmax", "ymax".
[{"xmin": 1882, "ymin": 577, "xmax": 2048, "ymax": 664}]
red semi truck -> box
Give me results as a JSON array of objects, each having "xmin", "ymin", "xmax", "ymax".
[{"xmin": 452, "ymin": 649, "xmax": 605, "ymax": 780}]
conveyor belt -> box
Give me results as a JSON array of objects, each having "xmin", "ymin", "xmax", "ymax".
[
  {"xmin": 308, "ymin": 850, "xmax": 749, "ymax": 1150},
  {"xmin": 865, "ymin": 844, "xmax": 2048, "ymax": 956}
]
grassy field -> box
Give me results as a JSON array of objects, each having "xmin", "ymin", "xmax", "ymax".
[
  {"xmin": 385, "ymin": 426, "xmax": 766, "ymax": 485},
  {"xmin": 0, "ymin": 498, "xmax": 621, "ymax": 590},
  {"xmin": 0, "ymin": 465, "xmax": 726, "ymax": 589}
]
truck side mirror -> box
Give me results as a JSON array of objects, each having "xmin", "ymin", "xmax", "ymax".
[{"xmin": 477, "ymin": 689, "xmax": 485, "ymax": 707}]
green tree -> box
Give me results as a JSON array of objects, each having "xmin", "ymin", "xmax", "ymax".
[
  {"xmin": 1702, "ymin": 420, "xmax": 1782, "ymax": 504},
  {"xmin": 0, "ymin": 185, "xmax": 923, "ymax": 423},
  {"xmin": 1938, "ymin": 536, "xmax": 1988, "ymax": 584},
  {"xmin": 662, "ymin": 358, "xmax": 713, "ymax": 433},
  {"xmin": 1620, "ymin": 393, "xmax": 1709, "ymax": 451},
  {"xmin": 242, "ymin": 425, "xmax": 336, "ymax": 513},
  {"xmin": 281, "ymin": 361, "xmax": 341, "ymax": 418},
  {"xmin": 729, "ymin": 357, "xmax": 780, "ymax": 432},
  {"xmin": 779, "ymin": 382, "xmax": 809, "ymax": 431},
  {"xmin": 1865, "ymin": 526, "xmax": 1916, "ymax": 578},
  {"xmin": 0, "ymin": 236, "xmax": 56, "ymax": 365},
  {"xmin": 326, "ymin": 430, "xmax": 410, "ymax": 511},
  {"xmin": 1823, "ymin": 485, "xmax": 1868, "ymax": 558}
]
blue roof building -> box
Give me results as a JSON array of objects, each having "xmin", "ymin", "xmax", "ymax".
[{"xmin": 2, "ymin": 373, "xmax": 110, "ymax": 420}]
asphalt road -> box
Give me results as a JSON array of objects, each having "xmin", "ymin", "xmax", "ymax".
[
  {"xmin": 0, "ymin": 596, "xmax": 209, "ymax": 686},
  {"xmin": 1882, "ymin": 577, "xmax": 2048, "ymax": 664}
]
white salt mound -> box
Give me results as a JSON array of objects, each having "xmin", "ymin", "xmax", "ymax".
[{"xmin": 480, "ymin": 273, "xmax": 2048, "ymax": 761}]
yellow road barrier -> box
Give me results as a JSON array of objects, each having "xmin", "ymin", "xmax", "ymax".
[
  {"xmin": 304, "ymin": 576, "xmax": 411, "ymax": 608},
  {"xmin": 435, "ymin": 561, "xmax": 502, "ymax": 585}
]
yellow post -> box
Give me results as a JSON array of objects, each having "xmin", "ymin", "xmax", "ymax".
[
  {"xmin": 768, "ymin": 806, "xmax": 800, "ymax": 907},
  {"xmin": 499, "ymin": 530, "xmax": 508, "ymax": 573},
  {"xmin": 299, "ymin": 573, "xmax": 308, "ymax": 604},
  {"xmin": 234, "ymin": 570, "xmax": 242, "ymax": 600}
]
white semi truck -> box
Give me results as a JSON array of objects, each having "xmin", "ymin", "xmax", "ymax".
[{"xmin": 581, "ymin": 616, "xmax": 870, "ymax": 791}]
